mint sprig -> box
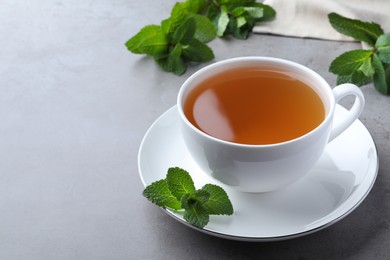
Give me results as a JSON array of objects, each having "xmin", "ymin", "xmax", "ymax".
[
  {"xmin": 208, "ymin": 1, "xmax": 276, "ymax": 39},
  {"xmin": 125, "ymin": 0, "xmax": 275, "ymax": 75},
  {"xmin": 328, "ymin": 13, "xmax": 390, "ymax": 95},
  {"xmin": 142, "ymin": 167, "xmax": 234, "ymax": 229},
  {"xmin": 328, "ymin": 12, "xmax": 383, "ymax": 46}
]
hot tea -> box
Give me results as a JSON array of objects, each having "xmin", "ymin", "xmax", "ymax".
[{"xmin": 184, "ymin": 67, "xmax": 325, "ymax": 145}]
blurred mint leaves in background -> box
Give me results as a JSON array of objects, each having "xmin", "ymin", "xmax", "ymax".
[
  {"xmin": 328, "ymin": 13, "xmax": 390, "ymax": 95},
  {"xmin": 125, "ymin": 0, "xmax": 275, "ymax": 75}
]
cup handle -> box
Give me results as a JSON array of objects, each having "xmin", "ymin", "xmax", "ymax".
[{"xmin": 329, "ymin": 83, "xmax": 365, "ymax": 142}]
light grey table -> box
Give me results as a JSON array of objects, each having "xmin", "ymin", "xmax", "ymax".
[{"xmin": 1, "ymin": 0, "xmax": 389, "ymax": 259}]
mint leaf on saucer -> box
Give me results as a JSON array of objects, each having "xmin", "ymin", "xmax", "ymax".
[
  {"xmin": 183, "ymin": 209, "xmax": 209, "ymax": 229},
  {"xmin": 181, "ymin": 189, "xmax": 211, "ymax": 209},
  {"xmin": 142, "ymin": 167, "xmax": 234, "ymax": 229},
  {"xmin": 181, "ymin": 190, "xmax": 210, "ymax": 228},
  {"xmin": 166, "ymin": 167, "xmax": 196, "ymax": 200},
  {"xmin": 142, "ymin": 179, "xmax": 182, "ymax": 210},
  {"xmin": 201, "ymin": 184, "xmax": 234, "ymax": 215}
]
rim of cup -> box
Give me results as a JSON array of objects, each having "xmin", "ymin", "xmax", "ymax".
[{"xmin": 177, "ymin": 56, "xmax": 336, "ymax": 148}]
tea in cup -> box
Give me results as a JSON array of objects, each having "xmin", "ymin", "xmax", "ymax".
[{"xmin": 177, "ymin": 57, "xmax": 365, "ymax": 192}]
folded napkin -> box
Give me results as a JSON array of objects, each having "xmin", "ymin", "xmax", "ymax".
[{"xmin": 253, "ymin": 0, "xmax": 390, "ymax": 41}]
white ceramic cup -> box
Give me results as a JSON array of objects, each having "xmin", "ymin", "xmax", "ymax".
[{"xmin": 177, "ymin": 57, "xmax": 365, "ymax": 193}]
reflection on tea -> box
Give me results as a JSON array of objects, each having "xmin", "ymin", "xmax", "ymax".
[{"xmin": 184, "ymin": 67, "xmax": 325, "ymax": 145}]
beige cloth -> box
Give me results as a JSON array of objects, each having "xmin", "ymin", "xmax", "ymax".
[{"xmin": 253, "ymin": 0, "xmax": 390, "ymax": 41}]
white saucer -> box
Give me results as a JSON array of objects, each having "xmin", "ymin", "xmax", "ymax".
[{"xmin": 138, "ymin": 105, "xmax": 378, "ymax": 241}]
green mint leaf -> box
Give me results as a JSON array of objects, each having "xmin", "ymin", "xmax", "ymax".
[
  {"xmin": 206, "ymin": 3, "xmax": 219, "ymax": 21},
  {"xmin": 336, "ymin": 74, "xmax": 353, "ymax": 85},
  {"xmin": 336, "ymin": 68, "xmax": 371, "ymax": 86},
  {"xmin": 182, "ymin": 39, "xmax": 215, "ymax": 62},
  {"xmin": 232, "ymin": 7, "xmax": 246, "ymax": 17},
  {"xmin": 216, "ymin": 5, "xmax": 230, "ymax": 37},
  {"xmin": 181, "ymin": 190, "xmax": 210, "ymax": 228},
  {"xmin": 232, "ymin": 7, "xmax": 263, "ymax": 19},
  {"xmin": 243, "ymin": 7, "xmax": 263, "ymax": 19},
  {"xmin": 375, "ymin": 33, "xmax": 390, "ymax": 47},
  {"xmin": 168, "ymin": 45, "xmax": 187, "ymax": 76},
  {"xmin": 162, "ymin": 0, "xmax": 208, "ymax": 35},
  {"xmin": 201, "ymin": 184, "xmax": 234, "ymax": 215},
  {"xmin": 225, "ymin": 15, "xmax": 252, "ymax": 40},
  {"xmin": 161, "ymin": 18, "xmax": 173, "ymax": 35},
  {"xmin": 351, "ymin": 69, "xmax": 372, "ymax": 86},
  {"xmin": 142, "ymin": 166, "xmax": 234, "ymax": 229},
  {"xmin": 182, "ymin": 0, "xmax": 208, "ymax": 14},
  {"xmin": 336, "ymin": 69, "xmax": 371, "ymax": 86},
  {"xmin": 153, "ymin": 53, "xmax": 173, "ymax": 73},
  {"xmin": 378, "ymin": 46, "xmax": 390, "ymax": 64},
  {"xmin": 236, "ymin": 16, "xmax": 247, "ymax": 28},
  {"xmin": 166, "ymin": 167, "xmax": 196, "ymax": 200},
  {"xmin": 252, "ymin": 3, "xmax": 276, "ymax": 21},
  {"xmin": 173, "ymin": 17, "xmax": 196, "ymax": 45},
  {"xmin": 233, "ymin": 25, "xmax": 251, "ymax": 39},
  {"xmin": 127, "ymin": 0, "xmax": 277, "ymax": 76},
  {"xmin": 155, "ymin": 45, "xmax": 186, "ymax": 76},
  {"xmin": 191, "ymin": 14, "xmax": 217, "ymax": 43},
  {"xmin": 375, "ymin": 33, "xmax": 390, "ymax": 64},
  {"xmin": 358, "ymin": 55, "xmax": 375, "ymax": 77},
  {"xmin": 329, "ymin": 49, "xmax": 373, "ymax": 75},
  {"xmin": 167, "ymin": 2, "xmax": 191, "ymax": 34},
  {"xmin": 372, "ymin": 53, "xmax": 389, "ymax": 94},
  {"xmin": 181, "ymin": 189, "xmax": 210, "ymax": 210},
  {"xmin": 154, "ymin": 45, "xmax": 186, "ymax": 76},
  {"xmin": 183, "ymin": 206, "xmax": 209, "ymax": 229},
  {"xmin": 142, "ymin": 179, "xmax": 182, "ymax": 210},
  {"xmin": 328, "ymin": 13, "xmax": 384, "ymax": 46},
  {"xmin": 125, "ymin": 25, "xmax": 168, "ymax": 55}
]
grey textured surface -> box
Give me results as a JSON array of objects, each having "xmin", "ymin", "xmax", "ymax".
[{"xmin": 1, "ymin": 0, "xmax": 389, "ymax": 259}]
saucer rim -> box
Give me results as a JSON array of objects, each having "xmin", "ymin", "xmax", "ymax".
[{"xmin": 138, "ymin": 105, "xmax": 379, "ymax": 242}]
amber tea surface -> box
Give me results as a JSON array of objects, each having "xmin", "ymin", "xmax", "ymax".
[{"xmin": 184, "ymin": 67, "xmax": 326, "ymax": 145}]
